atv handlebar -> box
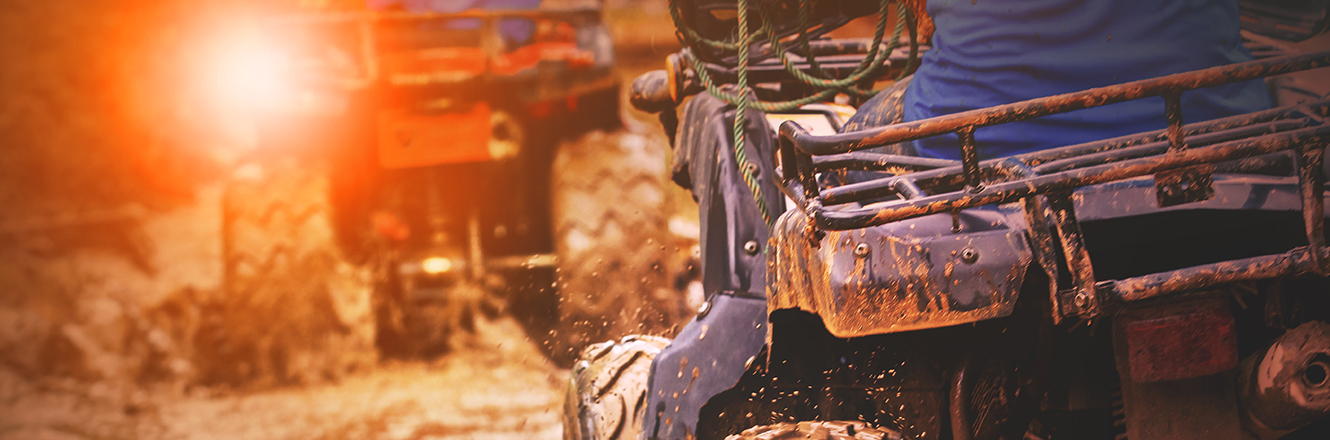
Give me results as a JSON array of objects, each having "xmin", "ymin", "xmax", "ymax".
[{"xmin": 630, "ymin": 70, "xmax": 675, "ymax": 114}]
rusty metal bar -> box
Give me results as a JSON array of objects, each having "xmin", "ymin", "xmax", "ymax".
[
  {"xmin": 811, "ymin": 106, "xmax": 1317, "ymax": 207},
  {"xmin": 785, "ymin": 51, "xmax": 1330, "ymax": 156},
  {"xmin": 1047, "ymin": 192, "xmax": 1100, "ymax": 318},
  {"xmin": 1297, "ymin": 142, "xmax": 1329, "ymax": 274},
  {"xmin": 777, "ymin": 123, "xmax": 821, "ymax": 202},
  {"xmin": 1021, "ymin": 195, "xmax": 1063, "ymax": 324},
  {"xmin": 821, "ymin": 181, "xmax": 898, "ymax": 205},
  {"xmin": 779, "ymin": 125, "xmax": 800, "ymax": 188},
  {"xmin": 796, "ymin": 151, "xmax": 820, "ymax": 202},
  {"xmin": 811, "ymin": 125, "xmax": 1330, "ymax": 230},
  {"xmin": 1032, "ymin": 120, "xmax": 1308, "ymax": 174},
  {"xmin": 958, "ymin": 126, "xmax": 981, "ymax": 190},
  {"xmin": 1020, "ymin": 105, "xmax": 1306, "ymax": 166},
  {"xmin": 777, "ymin": 174, "xmax": 809, "ymax": 210},
  {"xmin": 1104, "ymin": 247, "xmax": 1329, "ymax": 304},
  {"xmin": 996, "ymin": 158, "xmax": 1037, "ymax": 179},
  {"xmin": 811, "ymin": 153, "xmax": 957, "ymax": 173},
  {"xmin": 892, "ymin": 179, "xmax": 926, "ymax": 200},
  {"xmin": 1164, "ymin": 91, "xmax": 1187, "ymax": 151}
]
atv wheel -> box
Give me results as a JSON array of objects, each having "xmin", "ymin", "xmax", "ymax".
[
  {"xmin": 374, "ymin": 264, "xmax": 502, "ymax": 359},
  {"xmin": 217, "ymin": 159, "xmax": 377, "ymax": 385},
  {"xmin": 726, "ymin": 421, "xmax": 905, "ymax": 440},
  {"xmin": 370, "ymin": 261, "xmax": 412, "ymax": 358},
  {"xmin": 550, "ymin": 130, "xmax": 686, "ymax": 363},
  {"xmin": 564, "ymin": 335, "xmax": 670, "ymax": 440}
]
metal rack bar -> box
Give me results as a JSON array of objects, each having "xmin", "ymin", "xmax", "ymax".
[
  {"xmin": 768, "ymin": 49, "xmax": 1330, "ymax": 321},
  {"xmin": 810, "ymin": 125, "xmax": 1330, "ymax": 230},
  {"xmin": 784, "ymin": 51, "xmax": 1330, "ymax": 156}
]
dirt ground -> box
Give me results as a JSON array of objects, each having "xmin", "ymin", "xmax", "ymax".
[{"xmin": 0, "ymin": 315, "xmax": 571, "ymax": 440}]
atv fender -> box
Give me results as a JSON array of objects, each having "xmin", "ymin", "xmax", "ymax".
[{"xmin": 769, "ymin": 205, "xmax": 1034, "ymax": 338}]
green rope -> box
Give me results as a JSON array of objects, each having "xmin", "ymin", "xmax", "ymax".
[
  {"xmin": 761, "ymin": 0, "xmax": 902, "ymax": 96},
  {"xmin": 666, "ymin": 0, "xmax": 919, "ymax": 228},
  {"xmin": 895, "ymin": 3, "xmax": 921, "ymax": 80},
  {"xmin": 730, "ymin": 0, "xmax": 774, "ymax": 227}
]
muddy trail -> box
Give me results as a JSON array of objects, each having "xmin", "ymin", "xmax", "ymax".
[
  {"xmin": 0, "ymin": 316, "xmax": 568, "ymax": 440},
  {"xmin": 0, "ymin": 1, "xmax": 690, "ymax": 439},
  {"xmin": 0, "ymin": 113, "xmax": 688, "ymax": 440}
]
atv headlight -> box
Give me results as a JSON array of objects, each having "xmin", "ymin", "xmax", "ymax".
[{"xmin": 421, "ymin": 257, "xmax": 455, "ymax": 275}]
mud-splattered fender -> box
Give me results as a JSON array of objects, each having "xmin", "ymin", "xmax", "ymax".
[
  {"xmin": 642, "ymin": 90, "xmax": 784, "ymax": 440},
  {"xmin": 642, "ymin": 294, "xmax": 768, "ymax": 440},
  {"xmin": 768, "ymin": 205, "xmax": 1033, "ymax": 338}
]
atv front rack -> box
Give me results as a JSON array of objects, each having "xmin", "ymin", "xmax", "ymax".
[{"xmin": 776, "ymin": 51, "xmax": 1330, "ymax": 321}]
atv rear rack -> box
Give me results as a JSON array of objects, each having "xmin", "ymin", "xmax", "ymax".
[
  {"xmin": 262, "ymin": 7, "xmax": 609, "ymax": 90},
  {"xmin": 776, "ymin": 50, "xmax": 1330, "ymax": 321}
]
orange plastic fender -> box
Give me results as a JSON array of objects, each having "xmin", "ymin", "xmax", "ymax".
[{"xmin": 376, "ymin": 101, "xmax": 492, "ymax": 169}]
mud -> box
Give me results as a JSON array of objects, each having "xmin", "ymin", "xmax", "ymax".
[{"xmin": 0, "ymin": 316, "xmax": 566, "ymax": 440}]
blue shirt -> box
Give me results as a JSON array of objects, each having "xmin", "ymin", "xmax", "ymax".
[{"xmin": 903, "ymin": 0, "xmax": 1273, "ymax": 160}]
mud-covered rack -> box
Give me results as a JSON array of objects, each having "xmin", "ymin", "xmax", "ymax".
[{"xmin": 776, "ymin": 51, "xmax": 1330, "ymax": 322}]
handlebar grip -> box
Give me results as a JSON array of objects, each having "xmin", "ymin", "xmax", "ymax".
[{"xmin": 630, "ymin": 70, "xmax": 675, "ymax": 114}]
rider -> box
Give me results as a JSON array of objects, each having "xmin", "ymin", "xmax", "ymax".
[{"xmin": 898, "ymin": 0, "xmax": 1273, "ymax": 159}]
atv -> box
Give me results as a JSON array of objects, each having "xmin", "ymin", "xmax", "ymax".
[
  {"xmin": 217, "ymin": 2, "xmax": 688, "ymax": 364},
  {"xmin": 566, "ymin": 0, "xmax": 1330, "ymax": 439}
]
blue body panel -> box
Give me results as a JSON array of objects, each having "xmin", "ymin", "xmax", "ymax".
[
  {"xmin": 643, "ymin": 93, "xmax": 784, "ymax": 439},
  {"xmin": 644, "ymin": 294, "xmax": 768, "ymax": 440}
]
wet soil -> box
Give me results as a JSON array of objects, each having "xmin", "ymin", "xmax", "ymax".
[{"xmin": 0, "ymin": 316, "xmax": 567, "ymax": 440}]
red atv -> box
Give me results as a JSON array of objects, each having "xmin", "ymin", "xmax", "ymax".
[{"xmin": 215, "ymin": 5, "xmax": 688, "ymax": 365}]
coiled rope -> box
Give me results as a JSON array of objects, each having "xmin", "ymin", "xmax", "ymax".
[{"xmin": 667, "ymin": 0, "xmax": 918, "ymax": 228}]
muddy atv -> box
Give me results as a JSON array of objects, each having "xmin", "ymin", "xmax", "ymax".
[
  {"xmin": 566, "ymin": 1, "xmax": 1330, "ymax": 439},
  {"xmin": 219, "ymin": 5, "xmax": 687, "ymax": 364}
]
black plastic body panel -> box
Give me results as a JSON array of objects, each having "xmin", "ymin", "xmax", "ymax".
[{"xmin": 643, "ymin": 92, "xmax": 785, "ymax": 439}]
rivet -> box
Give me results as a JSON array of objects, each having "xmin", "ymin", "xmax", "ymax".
[
  {"xmin": 1074, "ymin": 291, "xmax": 1092, "ymax": 308},
  {"xmin": 743, "ymin": 240, "xmax": 760, "ymax": 255},
  {"xmin": 854, "ymin": 243, "xmax": 871, "ymax": 257},
  {"xmin": 743, "ymin": 162, "xmax": 760, "ymax": 177},
  {"xmin": 697, "ymin": 300, "xmax": 712, "ymax": 318},
  {"xmin": 960, "ymin": 247, "xmax": 979, "ymax": 264}
]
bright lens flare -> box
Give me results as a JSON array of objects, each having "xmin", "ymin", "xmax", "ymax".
[
  {"xmin": 421, "ymin": 257, "xmax": 454, "ymax": 274},
  {"xmin": 208, "ymin": 29, "xmax": 291, "ymax": 111}
]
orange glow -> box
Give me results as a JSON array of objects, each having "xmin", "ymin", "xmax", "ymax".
[
  {"xmin": 376, "ymin": 101, "xmax": 494, "ymax": 169},
  {"xmin": 382, "ymin": 47, "xmax": 488, "ymax": 82},
  {"xmin": 206, "ymin": 26, "xmax": 293, "ymax": 111}
]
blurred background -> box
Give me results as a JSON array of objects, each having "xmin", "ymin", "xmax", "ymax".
[{"xmin": 0, "ymin": 1, "xmax": 692, "ymax": 439}]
